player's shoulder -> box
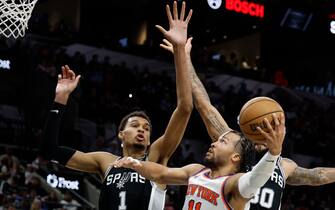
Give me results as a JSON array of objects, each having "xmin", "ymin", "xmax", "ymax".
[
  {"xmin": 280, "ymin": 158, "xmax": 298, "ymax": 178},
  {"xmin": 88, "ymin": 151, "xmax": 119, "ymax": 163},
  {"xmin": 183, "ymin": 164, "xmax": 206, "ymax": 176},
  {"xmin": 281, "ymin": 158, "xmax": 297, "ymax": 167}
]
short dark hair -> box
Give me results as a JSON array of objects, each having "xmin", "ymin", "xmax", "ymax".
[
  {"xmin": 118, "ymin": 111, "xmax": 152, "ymax": 132},
  {"xmin": 231, "ymin": 130, "xmax": 255, "ymax": 172}
]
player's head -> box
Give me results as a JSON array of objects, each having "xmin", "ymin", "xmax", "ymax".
[
  {"xmin": 118, "ymin": 111, "xmax": 152, "ymax": 151},
  {"xmin": 204, "ymin": 130, "xmax": 254, "ymax": 172}
]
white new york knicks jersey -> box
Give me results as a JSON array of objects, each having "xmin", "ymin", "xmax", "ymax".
[{"xmin": 182, "ymin": 168, "xmax": 233, "ymax": 210}]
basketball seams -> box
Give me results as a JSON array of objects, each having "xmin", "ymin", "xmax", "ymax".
[
  {"xmin": 239, "ymin": 97, "xmax": 284, "ymax": 143},
  {"xmin": 239, "ymin": 98, "xmax": 279, "ymax": 123},
  {"xmin": 240, "ymin": 110, "xmax": 283, "ymax": 126}
]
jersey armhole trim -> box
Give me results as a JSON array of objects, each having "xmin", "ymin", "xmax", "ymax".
[
  {"xmin": 220, "ymin": 176, "xmax": 233, "ymax": 210},
  {"xmin": 103, "ymin": 156, "xmax": 121, "ymax": 180},
  {"xmin": 150, "ymin": 181, "xmax": 167, "ymax": 193},
  {"xmin": 190, "ymin": 167, "xmax": 208, "ymax": 177},
  {"xmin": 278, "ymin": 157, "xmax": 286, "ymax": 187}
]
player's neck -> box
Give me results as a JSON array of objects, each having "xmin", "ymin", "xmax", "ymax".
[
  {"xmin": 209, "ymin": 165, "xmax": 236, "ymax": 178},
  {"xmin": 123, "ymin": 148, "xmax": 146, "ymax": 160}
]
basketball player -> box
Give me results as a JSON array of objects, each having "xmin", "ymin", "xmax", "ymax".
[
  {"xmin": 160, "ymin": 36, "xmax": 335, "ymax": 210},
  {"xmin": 112, "ymin": 5, "xmax": 285, "ymax": 210},
  {"xmin": 114, "ymin": 113, "xmax": 285, "ymax": 210},
  {"xmin": 40, "ymin": 2, "xmax": 194, "ymax": 210}
]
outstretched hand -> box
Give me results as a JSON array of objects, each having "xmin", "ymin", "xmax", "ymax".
[
  {"xmin": 55, "ymin": 65, "xmax": 81, "ymax": 104},
  {"xmin": 160, "ymin": 37, "xmax": 193, "ymax": 55},
  {"xmin": 114, "ymin": 157, "xmax": 142, "ymax": 170},
  {"xmin": 156, "ymin": 1, "xmax": 193, "ymax": 46},
  {"xmin": 257, "ymin": 113, "xmax": 285, "ymax": 156}
]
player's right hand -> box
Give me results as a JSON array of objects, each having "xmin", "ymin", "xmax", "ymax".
[
  {"xmin": 160, "ymin": 37, "xmax": 193, "ymax": 55},
  {"xmin": 256, "ymin": 113, "xmax": 285, "ymax": 156}
]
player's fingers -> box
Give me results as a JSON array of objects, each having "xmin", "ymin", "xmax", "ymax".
[
  {"xmin": 163, "ymin": 39, "xmax": 172, "ymax": 47},
  {"xmin": 113, "ymin": 161, "xmax": 120, "ymax": 168},
  {"xmin": 67, "ymin": 67, "xmax": 75, "ymax": 80},
  {"xmin": 273, "ymin": 113, "xmax": 280, "ymax": 126},
  {"xmin": 65, "ymin": 65, "xmax": 71, "ymax": 79},
  {"xmin": 166, "ymin": 4, "xmax": 173, "ymax": 25},
  {"xmin": 173, "ymin": 1, "xmax": 178, "ymax": 20},
  {"xmin": 74, "ymin": 75, "xmax": 81, "ymax": 86},
  {"xmin": 280, "ymin": 113, "xmax": 285, "ymax": 125},
  {"xmin": 61, "ymin": 66, "xmax": 66, "ymax": 78},
  {"xmin": 180, "ymin": 1, "xmax": 186, "ymax": 20},
  {"xmin": 264, "ymin": 118, "xmax": 275, "ymax": 136},
  {"xmin": 186, "ymin": 37, "xmax": 193, "ymax": 47},
  {"xmin": 155, "ymin": 25, "xmax": 168, "ymax": 36},
  {"xmin": 126, "ymin": 157, "xmax": 141, "ymax": 166},
  {"xmin": 257, "ymin": 126, "xmax": 271, "ymax": 141},
  {"xmin": 185, "ymin": 9, "xmax": 193, "ymax": 23},
  {"xmin": 272, "ymin": 113, "xmax": 280, "ymax": 132},
  {"xmin": 160, "ymin": 44, "xmax": 172, "ymax": 52}
]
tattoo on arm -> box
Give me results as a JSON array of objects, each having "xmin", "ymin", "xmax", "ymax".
[
  {"xmin": 188, "ymin": 58, "xmax": 230, "ymax": 140},
  {"xmin": 287, "ymin": 167, "xmax": 335, "ymax": 186},
  {"xmin": 207, "ymin": 113, "xmax": 229, "ymax": 137},
  {"xmin": 192, "ymin": 72, "xmax": 210, "ymax": 102}
]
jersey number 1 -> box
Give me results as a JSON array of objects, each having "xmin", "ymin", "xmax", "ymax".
[
  {"xmin": 188, "ymin": 200, "xmax": 202, "ymax": 210},
  {"xmin": 119, "ymin": 191, "xmax": 127, "ymax": 210}
]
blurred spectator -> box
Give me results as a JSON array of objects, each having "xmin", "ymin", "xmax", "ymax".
[
  {"xmin": 60, "ymin": 191, "xmax": 81, "ymax": 210},
  {"xmin": 30, "ymin": 198, "xmax": 42, "ymax": 210},
  {"xmin": 42, "ymin": 191, "xmax": 61, "ymax": 209},
  {"xmin": 0, "ymin": 148, "xmax": 20, "ymax": 180}
]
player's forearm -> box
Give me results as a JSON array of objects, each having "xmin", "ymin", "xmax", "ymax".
[
  {"xmin": 187, "ymin": 55, "xmax": 230, "ymax": 141},
  {"xmin": 134, "ymin": 161, "xmax": 174, "ymax": 184},
  {"xmin": 39, "ymin": 102, "xmax": 76, "ymax": 165},
  {"xmin": 238, "ymin": 152, "xmax": 279, "ymax": 198},
  {"xmin": 174, "ymin": 45, "xmax": 193, "ymax": 113},
  {"xmin": 287, "ymin": 167, "xmax": 335, "ymax": 186},
  {"xmin": 187, "ymin": 56, "xmax": 210, "ymax": 110}
]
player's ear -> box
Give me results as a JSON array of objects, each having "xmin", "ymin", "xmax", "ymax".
[
  {"xmin": 118, "ymin": 131, "xmax": 124, "ymax": 140},
  {"xmin": 231, "ymin": 152, "xmax": 241, "ymax": 163}
]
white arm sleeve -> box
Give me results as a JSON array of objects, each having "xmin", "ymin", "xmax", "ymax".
[{"xmin": 238, "ymin": 151, "xmax": 279, "ymax": 198}]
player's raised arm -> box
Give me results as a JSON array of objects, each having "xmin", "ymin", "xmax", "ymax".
[
  {"xmin": 160, "ymin": 37, "xmax": 231, "ymax": 143},
  {"xmin": 39, "ymin": 65, "xmax": 117, "ymax": 177},
  {"xmin": 149, "ymin": 1, "xmax": 193, "ymax": 165},
  {"xmin": 114, "ymin": 157, "xmax": 204, "ymax": 185}
]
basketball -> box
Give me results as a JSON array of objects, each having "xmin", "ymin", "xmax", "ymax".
[{"xmin": 238, "ymin": 97, "xmax": 284, "ymax": 143}]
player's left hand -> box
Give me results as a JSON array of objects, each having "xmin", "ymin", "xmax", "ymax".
[
  {"xmin": 114, "ymin": 157, "xmax": 142, "ymax": 169},
  {"xmin": 155, "ymin": 1, "xmax": 193, "ymax": 46},
  {"xmin": 56, "ymin": 65, "xmax": 81, "ymax": 96}
]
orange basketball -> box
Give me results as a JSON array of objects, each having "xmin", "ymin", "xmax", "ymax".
[{"xmin": 238, "ymin": 97, "xmax": 284, "ymax": 143}]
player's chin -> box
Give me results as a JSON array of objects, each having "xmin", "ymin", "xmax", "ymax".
[
  {"xmin": 203, "ymin": 156, "xmax": 214, "ymax": 167},
  {"xmin": 133, "ymin": 143, "xmax": 147, "ymax": 150}
]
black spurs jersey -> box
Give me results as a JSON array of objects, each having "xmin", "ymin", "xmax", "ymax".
[
  {"xmin": 246, "ymin": 157, "xmax": 285, "ymax": 210},
  {"xmin": 98, "ymin": 157, "xmax": 166, "ymax": 210}
]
